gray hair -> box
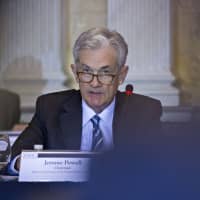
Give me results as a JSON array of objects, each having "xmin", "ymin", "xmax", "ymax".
[{"xmin": 73, "ymin": 27, "xmax": 128, "ymax": 68}]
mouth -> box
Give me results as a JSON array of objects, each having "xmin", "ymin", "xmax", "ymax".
[
  {"xmin": 89, "ymin": 90, "xmax": 102, "ymax": 93},
  {"xmin": 88, "ymin": 90, "xmax": 103, "ymax": 97}
]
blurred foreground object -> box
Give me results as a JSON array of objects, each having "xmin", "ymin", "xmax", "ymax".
[
  {"xmin": 85, "ymin": 121, "xmax": 200, "ymax": 200},
  {"xmin": 0, "ymin": 89, "xmax": 20, "ymax": 130}
]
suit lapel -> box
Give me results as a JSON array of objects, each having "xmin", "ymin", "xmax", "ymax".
[{"xmin": 59, "ymin": 91, "xmax": 82, "ymax": 149}]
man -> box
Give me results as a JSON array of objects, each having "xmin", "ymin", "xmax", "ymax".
[{"xmin": 11, "ymin": 27, "xmax": 162, "ymax": 172}]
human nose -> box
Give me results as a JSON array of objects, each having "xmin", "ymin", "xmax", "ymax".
[{"xmin": 90, "ymin": 74, "xmax": 101, "ymax": 87}]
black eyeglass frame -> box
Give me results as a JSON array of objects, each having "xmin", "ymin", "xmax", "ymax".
[{"xmin": 76, "ymin": 71, "xmax": 118, "ymax": 85}]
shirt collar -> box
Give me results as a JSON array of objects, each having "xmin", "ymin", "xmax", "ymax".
[{"xmin": 82, "ymin": 98, "xmax": 116, "ymax": 126}]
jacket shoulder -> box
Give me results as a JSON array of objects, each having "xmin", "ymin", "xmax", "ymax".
[
  {"xmin": 117, "ymin": 91, "xmax": 161, "ymax": 105},
  {"xmin": 36, "ymin": 89, "xmax": 81, "ymax": 108},
  {"xmin": 132, "ymin": 93, "xmax": 161, "ymax": 107},
  {"xmin": 38, "ymin": 89, "xmax": 79, "ymax": 100},
  {"xmin": 116, "ymin": 91, "xmax": 162, "ymax": 116}
]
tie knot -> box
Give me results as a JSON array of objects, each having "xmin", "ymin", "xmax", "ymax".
[{"xmin": 90, "ymin": 115, "xmax": 100, "ymax": 126}]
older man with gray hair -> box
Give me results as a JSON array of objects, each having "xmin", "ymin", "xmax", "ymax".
[{"xmin": 10, "ymin": 27, "xmax": 162, "ymax": 173}]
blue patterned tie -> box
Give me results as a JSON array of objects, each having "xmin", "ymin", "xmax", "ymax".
[{"xmin": 90, "ymin": 115, "xmax": 104, "ymax": 151}]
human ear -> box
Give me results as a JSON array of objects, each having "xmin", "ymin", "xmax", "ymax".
[{"xmin": 118, "ymin": 65, "xmax": 129, "ymax": 85}]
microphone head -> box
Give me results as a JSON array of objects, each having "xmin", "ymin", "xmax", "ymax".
[
  {"xmin": 125, "ymin": 84, "xmax": 133, "ymax": 92},
  {"xmin": 125, "ymin": 84, "xmax": 133, "ymax": 96}
]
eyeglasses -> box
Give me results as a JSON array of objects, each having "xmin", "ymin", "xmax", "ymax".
[{"xmin": 77, "ymin": 72, "xmax": 117, "ymax": 85}]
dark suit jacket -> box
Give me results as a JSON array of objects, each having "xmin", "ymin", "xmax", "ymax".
[{"xmin": 12, "ymin": 89, "xmax": 162, "ymax": 158}]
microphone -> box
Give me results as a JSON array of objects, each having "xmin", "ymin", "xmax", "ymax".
[{"xmin": 125, "ymin": 84, "xmax": 133, "ymax": 96}]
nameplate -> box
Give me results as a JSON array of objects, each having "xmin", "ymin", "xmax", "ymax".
[{"xmin": 19, "ymin": 150, "xmax": 98, "ymax": 182}]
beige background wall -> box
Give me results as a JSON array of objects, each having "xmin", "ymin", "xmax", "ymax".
[
  {"xmin": 172, "ymin": 0, "xmax": 200, "ymax": 105},
  {"xmin": 108, "ymin": 0, "xmax": 179, "ymax": 106}
]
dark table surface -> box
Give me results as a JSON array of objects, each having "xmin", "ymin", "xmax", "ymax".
[{"xmin": 0, "ymin": 181, "xmax": 87, "ymax": 200}]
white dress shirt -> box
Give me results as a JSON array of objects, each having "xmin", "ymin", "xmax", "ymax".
[{"xmin": 80, "ymin": 98, "xmax": 115, "ymax": 151}]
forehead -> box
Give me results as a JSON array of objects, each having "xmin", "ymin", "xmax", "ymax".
[{"xmin": 78, "ymin": 46, "xmax": 117, "ymax": 69}]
